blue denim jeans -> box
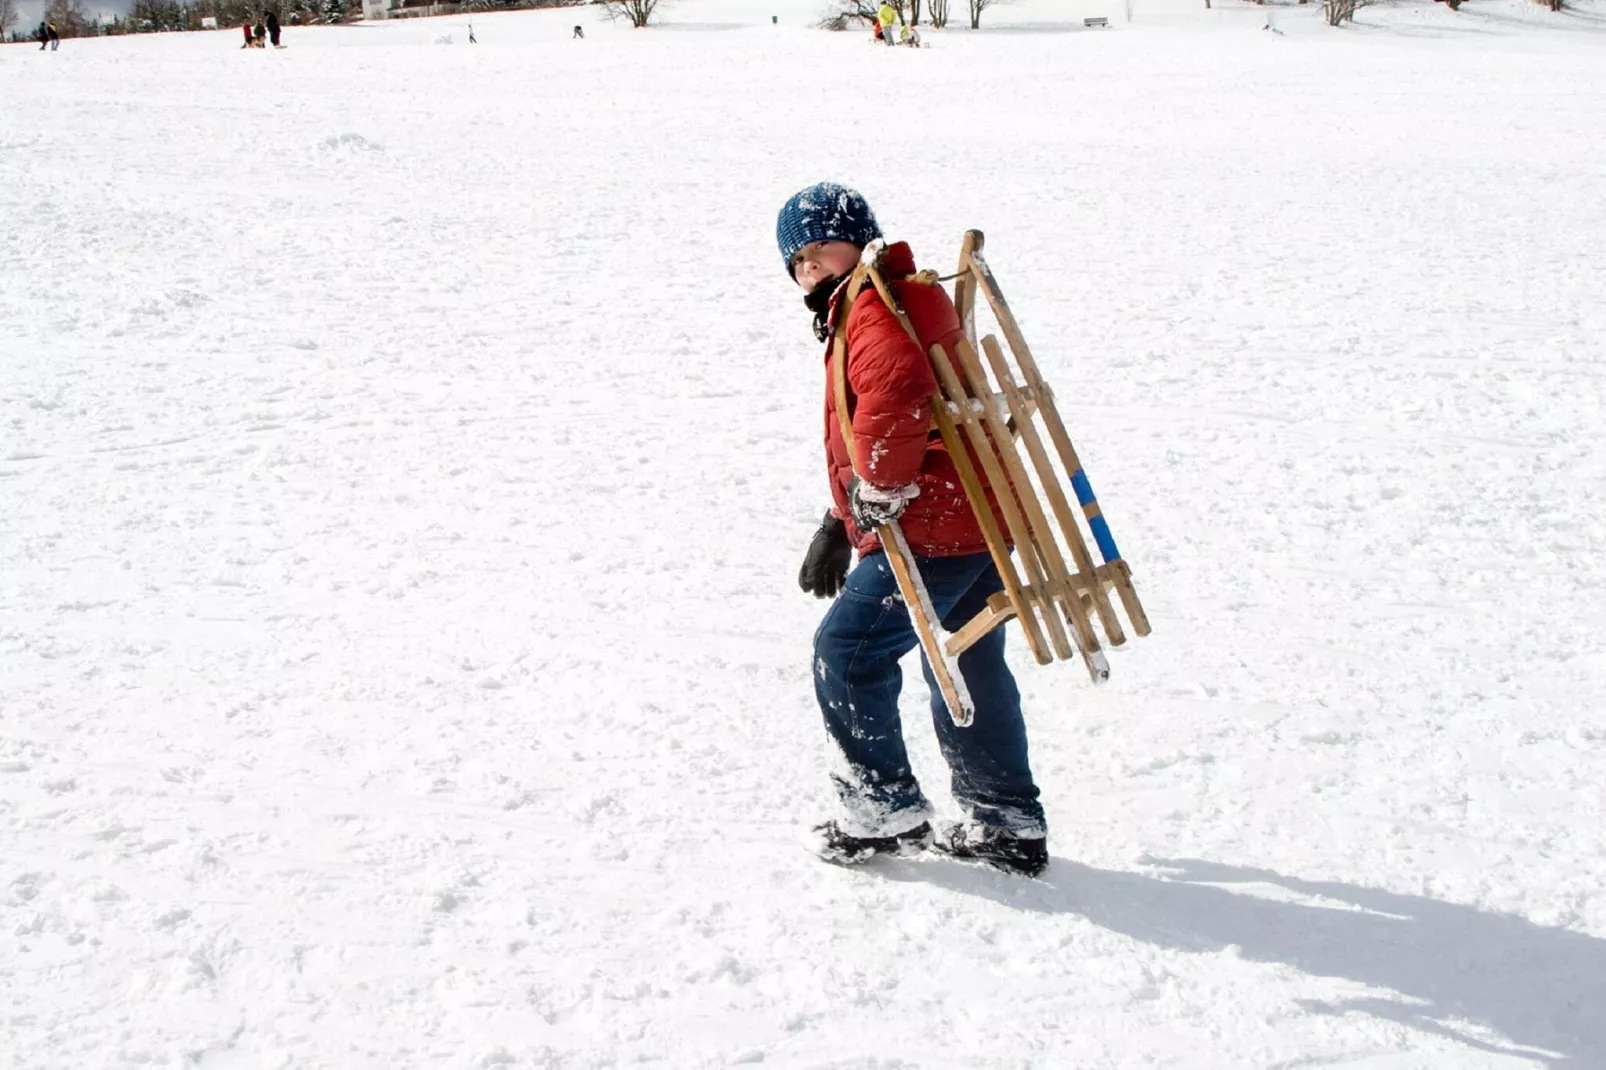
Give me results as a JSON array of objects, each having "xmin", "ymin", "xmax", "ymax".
[{"xmin": 812, "ymin": 551, "xmax": 1046, "ymax": 836}]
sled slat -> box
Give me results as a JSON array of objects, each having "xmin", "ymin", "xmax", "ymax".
[
  {"xmin": 978, "ymin": 334, "xmax": 1126, "ymax": 648},
  {"xmin": 929, "ymin": 342, "xmax": 1065, "ymax": 663}
]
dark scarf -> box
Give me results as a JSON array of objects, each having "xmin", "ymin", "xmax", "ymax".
[{"xmin": 804, "ymin": 274, "xmax": 850, "ymax": 343}]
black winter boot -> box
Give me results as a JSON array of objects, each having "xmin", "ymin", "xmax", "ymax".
[
  {"xmin": 808, "ymin": 820, "xmax": 933, "ymax": 865},
  {"xmin": 932, "ymin": 822, "xmax": 1049, "ymax": 877}
]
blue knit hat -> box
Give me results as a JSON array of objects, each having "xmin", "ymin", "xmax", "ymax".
[{"xmin": 776, "ymin": 183, "xmax": 883, "ymax": 278}]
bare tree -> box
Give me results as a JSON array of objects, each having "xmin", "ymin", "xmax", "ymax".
[
  {"xmin": 1321, "ymin": 0, "xmax": 1373, "ymax": 24},
  {"xmin": 44, "ymin": 0, "xmax": 90, "ymax": 35},
  {"xmin": 817, "ymin": 0, "xmax": 877, "ymax": 30},
  {"xmin": 0, "ymin": 0, "xmax": 19, "ymax": 42},
  {"xmin": 280, "ymin": 0, "xmax": 321, "ymax": 25},
  {"xmin": 927, "ymin": 0, "xmax": 949, "ymax": 26},
  {"xmin": 967, "ymin": 0, "xmax": 1001, "ymax": 29},
  {"xmin": 597, "ymin": 0, "xmax": 664, "ymax": 27},
  {"xmin": 824, "ymin": 0, "xmax": 926, "ymax": 28},
  {"xmin": 129, "ymin": 0, "xmax": 183, "ymax": 30}
]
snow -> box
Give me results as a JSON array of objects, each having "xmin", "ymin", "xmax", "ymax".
[{"xmin": 3, "ymin": 0, "xmax": 1606, "ymax": 1065}]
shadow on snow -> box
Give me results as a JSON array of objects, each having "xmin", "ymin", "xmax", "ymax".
[{"xmin": 875, "ymin": 854, "xmax": 1603, "ymax": 1065}]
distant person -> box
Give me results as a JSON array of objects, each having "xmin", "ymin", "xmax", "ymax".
[
  {"xmin": 242, "ymin": 20, "xmax": 253, "ymax": 46},
  {"xmin": 266, "ymin": 10, "xmax": 281, "ymax": 47},
  {"xmin": 877, "ymin": 2, "xmax": 898, "ymax": 47},
  {"xmin": 572, "ymin": 24, "xmax": 584, "ymax": 38},
  {"xmin": 37, "ymin": 21, "xmax": 48, "ymax": 49},
  {"xmin": 253, "ymin": 20, "xmax": 266, "ymax": 46},
  {"xmin": 468, "ymin": 22, "xmax": 476, "ymax": 43},
  {"xmin": 901, "ymin": 24, "xmax": 921, "ymax": 47},
  {"xmin": 48, "ymin": 22, "xmax": 60, "ymax": 49}
]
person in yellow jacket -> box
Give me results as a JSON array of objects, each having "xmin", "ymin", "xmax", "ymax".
[{"xmin": 877, "ymin": 2, "xmax": 899, "ymax": 47}]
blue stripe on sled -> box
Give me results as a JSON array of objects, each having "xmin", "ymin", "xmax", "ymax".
[
  {"xmin": 1070, "ymin": 470, "xmax": 1096, "ymax": 508},
  {"xmin": 1071, "ymin": 469, "xmax": 1121, "ymax": 563},
  {"xmin": 1089, "ymin": 516, "xmax": 1120, "ymax": 564}
]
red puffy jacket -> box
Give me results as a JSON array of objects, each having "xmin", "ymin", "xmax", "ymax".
[{"xmin": 823, "ymin": 242, "xmax": 1004, "ymax": 558}]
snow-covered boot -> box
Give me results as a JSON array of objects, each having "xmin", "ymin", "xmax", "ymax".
[
  {"xmin": 932, "ymin": 822, "xmax": 1048, "ymax": 877},
  {"xmin": 807, "ymin": 820, "xmax": 933, "ymax": 865}
]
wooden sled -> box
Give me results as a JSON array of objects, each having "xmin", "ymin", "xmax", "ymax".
[{"xmin": 831, "ymin": 232, "xmax": 1151, "ymax": 726}]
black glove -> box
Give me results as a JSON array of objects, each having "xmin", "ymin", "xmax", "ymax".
[
  {"xmin": 798, "ymin": 511, "xmax": 853, "ymax": 599},
  {"xmin": 847, "ymin": 476, "xmax": 920, "ymax": 533}
]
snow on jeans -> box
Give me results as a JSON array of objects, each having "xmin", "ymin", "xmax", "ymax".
[{"xmin": 812, "ymin": 550, "xmax": 1046, "ymax": 837}]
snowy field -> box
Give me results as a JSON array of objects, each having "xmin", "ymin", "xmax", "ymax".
[{"xmin": 4, "ymin": 0, "xmax": 1606, "ymax": 1065}]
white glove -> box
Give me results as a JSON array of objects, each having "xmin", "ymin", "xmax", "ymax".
[{"xmin": 849, "ymin": 477, "xmax": 920, "ymax": 531}]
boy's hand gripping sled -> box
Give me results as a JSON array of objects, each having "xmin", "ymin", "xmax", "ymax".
[{"xmin": 830, "ymin": 233, "xmax": 1151, "ymax": 727}]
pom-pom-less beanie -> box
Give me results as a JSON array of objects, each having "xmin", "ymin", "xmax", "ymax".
[{"xmin": 776, "ymin": 183, "xmax": 883, "ymax": 278}]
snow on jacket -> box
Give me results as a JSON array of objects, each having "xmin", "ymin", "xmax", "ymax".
[{"xmin": 822, "ymin": 241, "xmax": 1006, "ymax": 559}]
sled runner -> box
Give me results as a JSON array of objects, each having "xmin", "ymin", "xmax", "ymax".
[{"xmin": 832, "ymin": 233, "xmax": 1151, "ymax": 726}]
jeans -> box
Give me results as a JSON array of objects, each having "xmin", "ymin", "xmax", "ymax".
[{"xmin": 812, "ymin": 551, "xmax": 1046, "ymax": 836}]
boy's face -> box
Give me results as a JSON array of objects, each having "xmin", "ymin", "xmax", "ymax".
[{"xmin": 792, "ymin": 241, "xmax": 862, "ymax": 295}]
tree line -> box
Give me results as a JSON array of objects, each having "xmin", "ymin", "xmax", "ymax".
[
  {"xmin": 819, "ymin": 0, "xmax": 1002, "ymax": 32},
  {"xmin": 1, "ymin": 0, "xmax": 352, "ymax": 39},
  {"xmin": 1, "ymin": 0, "xmax": 590, "ymax": 40}
]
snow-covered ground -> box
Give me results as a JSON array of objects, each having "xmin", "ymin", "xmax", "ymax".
[{"xmin": 4, "ymin": 0, "xmax": 1606, "ymax": 1065}]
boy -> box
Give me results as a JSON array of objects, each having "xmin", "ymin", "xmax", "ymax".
[{"xmin": 778, "ymin": 183, "xmax": 1048, "ymax": 877}]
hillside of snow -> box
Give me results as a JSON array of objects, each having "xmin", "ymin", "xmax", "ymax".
[{"xmin": 4, "ymin": 0, "xmax": 1606, "ymax": 1066}]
